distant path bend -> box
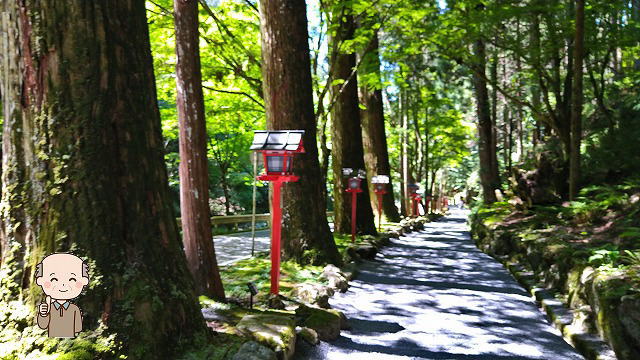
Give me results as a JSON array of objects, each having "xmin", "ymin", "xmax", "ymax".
[{"xmin": 295, "ymin": 209, "xmax": 584, "ymax": 360}]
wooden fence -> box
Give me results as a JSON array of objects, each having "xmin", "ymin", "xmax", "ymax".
[{"xmin": 177, "ymin": 212, "xmax": 334, "ymax": 232}]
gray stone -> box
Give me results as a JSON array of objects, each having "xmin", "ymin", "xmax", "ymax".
[
  {"xmin": 291, "ymin": 283, "xmax": 333, "ymax": 308},
  {"xmin": 236, "ymin": 313, "xmax": 297, "ymax": 360},
  {"xmin": 296, "ymin": 326, "xmax": 319, "ymax": 345},
  {"xmin": 268, "ymin": 294, "xmax": 286, "ymax": 310},
  {"xmin": 232, "ymin": 341, "xmax": 277, "ymax": 360},
  {"xmin": 295, "ymin": 304, "xmax": 342, "ymax": 341},
  {"xmin": 355, "ymin": 245, "xmax": 377, "ymax": 260},
  {"xmin": 619, "ymin": 296, "xmax": 640, "ymax": 348},
  {"xmin": 321, "ymin": 265, "xmax": 349, "ymax": 292}
]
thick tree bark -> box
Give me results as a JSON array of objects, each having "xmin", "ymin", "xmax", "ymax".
[
  {"xmin": 174, "ymin": 0, "xmax": 225, "ymax": 300},
  {"xmin": 259, "ymin": 0, "xmax": 341, "ymax": 265},
  {"xmin": 399, "ymin": 90, "xmax": 407, "ymax": 216},
  {"xmin": 489, "ymin": 48, "xmax": 500, "ymax": 180},
  {"xmin": 472, "ymin": 38, "xmax": 501, "ymax": 204},
  {"xmin": 530, "ymin": 2, "xmax": 543, "ymax": 147},
  {"xmin": 569, "ymin": 0, "xmax": 585, "ymax": 200},
  {"xmin": 330, "ymin": 8, "xmax": 377, "ymax": 235},
  {"xmin": 424, "ymin": 108, "xmax": 430, "ymax": 212},
  {"xmin": 634, "ymin": 0, "xmax": 640, "ymax": 70},
  {"xmin": 358, "ymin": 31, "xmax": 401, "ymax": 223},
  {"xmin": 0, "ymin": 0, "xmax": 207, "ymax": 357}
]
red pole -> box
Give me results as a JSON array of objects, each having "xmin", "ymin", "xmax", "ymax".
[
  {"xmin": 270, "ymin": 181, "xmax": 282, "ymax": 295},
  {"xmin": 351, "ymin": 191, "xmax": 357, "ymax": 242},
  {"xmin": 412, "ymin": 197, "xmax": 417, "ymax": 217},
  {"xmin": 377, "ymin": 192, "xmax": 383, "ymax": 232}
]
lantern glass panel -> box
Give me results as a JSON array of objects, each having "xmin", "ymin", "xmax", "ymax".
[
  {"xmin": 267, "ymin": 155, "xmax": 292, "ymax": 173},
  {"xmin": 348, "ymin": 178, "xmax": 360, "ymax": 189}
]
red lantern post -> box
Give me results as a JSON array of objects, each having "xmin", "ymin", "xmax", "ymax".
[
  {"xmin": 408, "ymin": 184, "xmax": 419, "ymax": 218},
  {"xmin": 425, "ymin": 195, "xmax": 432, "ymax": 215},
  {"xmin": 343, "ymin": 169, "xmax": 365, "ymax": 242},
  {"xmin": 371, "ymin": 175, "xmax": 390, "ymax": 232},
  {"xmin": 250, "ymin": 130, "xmax": 305, "ymax": 295},
  {"xmin": 413, "ymin": 194, "xmax": 422, "ymax": 217}
]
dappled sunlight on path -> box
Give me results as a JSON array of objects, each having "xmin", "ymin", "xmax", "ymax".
[{"xmin": 294, "ymin": 209, "xmax": 583, "ymax": 360}]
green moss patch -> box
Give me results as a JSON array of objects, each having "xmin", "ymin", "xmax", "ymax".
[{"xmin": 219, "ymin": 257, "xmax": 327, "ymax": 306}]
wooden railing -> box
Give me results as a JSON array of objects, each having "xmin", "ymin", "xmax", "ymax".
[{"xmin": 177, "ymin": 212, "xmax": 334, "ymax": 232}]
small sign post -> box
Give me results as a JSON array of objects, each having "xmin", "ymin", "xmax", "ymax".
[{"xmin": 250, "ymin": 130, "xmax": 304, "ymax": 295}]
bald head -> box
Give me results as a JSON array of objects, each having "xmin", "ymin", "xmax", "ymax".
[{"xmin": 35, "ymin": 253, "xmax": 89, "ymax": 300}]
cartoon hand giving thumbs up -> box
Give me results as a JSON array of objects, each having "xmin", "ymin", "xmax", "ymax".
[{"xmin": 39, "ymin": 296, "xmax": 51, "ymax": 317}]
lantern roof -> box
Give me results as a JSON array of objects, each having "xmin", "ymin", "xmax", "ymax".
[
  {"xmin": 250, "ymin": 130, "xmax": 305, "ymax": 152},
  {"xmin": 371, "ymin": 175, "xmax": 390, "ymax": 184}
]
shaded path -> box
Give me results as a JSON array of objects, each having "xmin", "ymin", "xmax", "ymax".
[{"xmin": 294, "ymin": 209, "xmax": 583, "ymax": 360}]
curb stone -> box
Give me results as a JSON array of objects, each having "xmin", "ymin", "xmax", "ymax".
[{"xmin": 502, "ymin": 260, "xmax": 618, "ymax": 360}]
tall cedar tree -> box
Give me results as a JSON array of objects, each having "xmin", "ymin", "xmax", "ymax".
[
  {"xmin": 359, "ymin": 30, "xmax": 402, "ymax": 222},
  {"xmin": 330, "ymin": 6, "xmax": 377, "ymax": 235},
  {"xmin": 259, "ymin": 0, "xmax": 341, "ymax": 265},
  {"xmin": 569, "ymin": 0, "xmax": 585, "ymax": 200},
  {"xmin": 0, "ymin": 1, "xmax": 208, "ymax": 357},
  {"xmin": 472, "ymin": 35, "xmax": 501, "ymax": 204},
  {"xmin": 174, "ymin": 0, "xmax": 225, "ymax": 300}
]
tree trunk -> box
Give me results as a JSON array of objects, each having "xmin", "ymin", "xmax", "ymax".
[
  {"xmin": 489, "ymin": 48, "xmax": 500, "ymax": 180},
  {"xmin": 399, "ymin": 90, "xmax": 407, "ymax": 216},
  {"xmin": 174, "ymin": 0, "xmax": 225, "ymax": 301},
  {"xmin": 259, "ymin": 0, "xmax": 341, "ymax": 265},
  {"xmin": 219, "ymin": 166, "xmax": 232, "ymax": 215},
  {"xmin": 472, "ymin": 38, "xmax": 500, "ymax": 204},
  {"xmin": 530, "ymin": 2, "xmax": 542, "ymax": 147},
  {"xmin": 0, "ymin": 0, "xmax": 207, "ymax": 357},
  {"xmin": 359, "ymin": 31, "xmax": 401, "ymax": 222},
  {"xmin": 634, "ymin": 0, "xmax": 640, "ymax": 70},
  {"xmin": 330, "ymin": 7, "xmax": 377, "ymax": 235},
  {"xmin": 400, "ymin": 90, "xmax": 411, "ymax": 216},
  {"xmin": 424, "ymin": 107, "xmax": 430, "ymax": 212},
  {"xmin": 569, "ymin": 0, "xmax": 585, "ymax": 200}
]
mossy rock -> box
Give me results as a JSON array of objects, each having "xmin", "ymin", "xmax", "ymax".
[
  {"xmin": 591, "ymin": 274, "xmax": 639, "ymax": 360},
  {"xmin": 618, "ymin": 295, "xmax": 640, "ymax": 356},
  {"xmin": 236, "ymin": 314, "xmax": 296, "ymax": 360},
  {"xmin": 295, "ymin": 326, "xmax": 319, "ymax": 345},
  {"xmin": 231, "ymin": 341, "xmax": 277, "ymax": 360},
  {"xmin": 295, "ymin": 305, "xmax": 342, "ymax": 341},
  {"xmin": 565, "ymin": 265, "xmax": 589, "ymax": 308}
]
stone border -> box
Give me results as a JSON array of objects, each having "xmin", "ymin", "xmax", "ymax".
[
  {"xmin": 474, "ymin": 223, "xmax": 619, "ymax": 360},
  {"xmin": 502, "ymin": 261, "xmax": 617, "ymax": 360}
]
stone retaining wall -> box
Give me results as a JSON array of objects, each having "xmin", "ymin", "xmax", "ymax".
[{"xmin": 470, "ymin": 211, "xmax": 639, "ymax": 360}]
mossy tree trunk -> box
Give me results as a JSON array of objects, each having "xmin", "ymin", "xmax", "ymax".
[
  {"xmin": 0, "ymin": 1, "xmax": 208, "ymax": 357},
  {"xmin": 569, "ymin": 0, "xmax": 584, "ymax": 201},
  {"xmin": 472, "ymin": 36, "xmax": 501, "ymax": 204},
  {"xmin": 329, "ymin": 5, "xmax": 377, "ymax": 236},
  {"xmin": 358, "ymin": 30, "xmax": 401, "ymax": 223},
  {"xmin": 258, "ymin": 0, "xmax": 341, "ymax": 265},
  {"xmin": 173, "ymin": 0, "xmax": 225, "ymax": 300}
]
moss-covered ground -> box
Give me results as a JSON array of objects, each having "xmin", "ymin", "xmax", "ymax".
[{"xmin": 218, "ymin": 255, "xmax": 328, "ymax": 305}]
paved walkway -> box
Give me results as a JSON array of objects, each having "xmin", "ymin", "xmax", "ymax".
[
  {"xmin": 215, "ymin": 229, "xmax": 271, "ymax": 266},
  {"xmin": 294, "ymin": 209, "xmax": 584, "ymax": 360},
  {"xmin": 214, "ymin": 224, "xmax": 334, "ymax": 266}
]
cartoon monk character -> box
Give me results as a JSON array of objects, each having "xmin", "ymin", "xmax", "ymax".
[{"xmin": 35, "ymin": 253, "xmax": 89, "ymax": 337}]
